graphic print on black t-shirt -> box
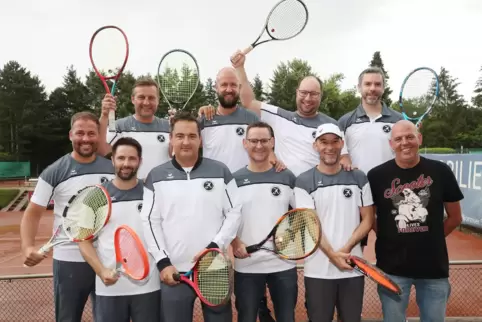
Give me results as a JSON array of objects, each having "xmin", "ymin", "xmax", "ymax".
[{"xmin": 384, "ymin": 175, "xmax": 433, "ymax": 233}]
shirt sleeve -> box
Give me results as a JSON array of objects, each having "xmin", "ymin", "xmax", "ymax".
[
  {"xmin": 260, "ymin": 103, "xmax": 281, "ymax": 128},
  {"xmin": 212, "ymin": 169, "xmax": 242, "ymax": 250},
  {"xmin": 359, "ymin": 181, "xmax": 374, "ymax": 207},
  {"xmin": 294, "ymin": 176, "xmax": 315, "ymax": 209},
  {"xmin": 440, "ymin": 162, "xmax": 464, "ymax": 202},
  {"xmin": 140, "ymin": 172, "xmax": 171, "ymax": 271},
  {"xmin": 30, "ymin": 177, "xmax": 54, "ymax": 207},
  {"xmin": 106, "ymin": 126, "xmax": 122, "ymax": 145}
]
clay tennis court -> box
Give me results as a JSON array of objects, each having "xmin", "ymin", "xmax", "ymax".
[{"xmin": 1, "ymin": 209, "xmax": 481, "ymax": 321}]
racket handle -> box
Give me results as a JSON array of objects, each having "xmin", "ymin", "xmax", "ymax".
[
  {"xmin": 172, "ymin": 273, "xmax": 181, "ymax": 281},
  {"xmin": 108, "ymin": 110, "xmax": 115, "ymax": 131},
  {"xmin": 245, "ymin": 245, "xmax": 258, "ymax": 254},
  {"xmin": 241, "ymin": 46, "xmax": 254, "ymax": 55}
]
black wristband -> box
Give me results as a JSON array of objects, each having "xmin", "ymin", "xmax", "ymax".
[{"xmin": 156, "ymin": 258, "xmax": 172, "ymax": 272}]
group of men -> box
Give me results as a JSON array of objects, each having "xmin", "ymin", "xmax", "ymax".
[{"xmin": 20, "ymin": 48, "xmax": 463, "ymax": 322}]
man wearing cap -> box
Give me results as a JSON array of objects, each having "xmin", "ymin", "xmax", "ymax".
[{"xmin": 294, "ymin": 123, "xmax": 375, "ymax": 322}]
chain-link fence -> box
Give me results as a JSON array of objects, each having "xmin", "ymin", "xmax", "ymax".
[{"xmin": 1, "ymin": 261, "xmax": 481, "ymax": 321}]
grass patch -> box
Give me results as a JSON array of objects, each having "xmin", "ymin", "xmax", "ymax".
[{"xmin": 0, "ymin": 189, "xmax": 20, "ymax": 208}]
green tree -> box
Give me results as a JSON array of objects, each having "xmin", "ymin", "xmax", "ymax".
[
  {"xmin": 252, "ymin": 74, "xmax": 266, "ymax": 102},
  {"xmin": 471, "ymin": 65, "xmax": 482, "ymax": 108},
  {"xmin": 204, "ymin": 78, "xmax": 217, "ymax": 106},
  {"xmin": 369, "ymin": 51, "xmax": 393, "ymax": 106},
  {"xmin": 320, "ymin": 73, "xmax": 359, "ymax": 119},
  {"xmin": 268, "ymin": 59, "xmax": 317, "ymax": 110}
]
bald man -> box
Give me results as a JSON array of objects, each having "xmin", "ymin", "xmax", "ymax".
[
  {"xmin": 200, "ymin": 52, "xmax": 352, "ymax": 177},
  {"xmin": 367, "ymin": 120, "xmax": 463, "ymax": 322}
]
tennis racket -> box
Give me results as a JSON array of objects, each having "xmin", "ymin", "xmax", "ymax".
[
  {"xmin": 349, "ymin": 255, "xmax": 402, "ymax": 295},
  {"xmin": 173, "ymin": 248, "xmax": 232, "ymax": 307},
  {"xmin": 89, "ymin": 25, "xmax": 130, "ymax": 131},
  {"xmin": 399, "ymin": 67, "xmax": 440, "ymax": 128},
  {"xmin": 24, "ymin": 185, "xmax": 111, "ymax": 267},
  {"xmin": 240, "ymin": 0, "xmax": 309, "ymax": 56},
  {"xmin": 157, "ymin": 49, "xmax": 200, "ymax": 116},
  {"xmin": 111, "ymin": 225, "xmax": 150, "ymax": 281},
  {"xmin": 237, "ymin": 208, "xmax": 321, "ymax": 260}
]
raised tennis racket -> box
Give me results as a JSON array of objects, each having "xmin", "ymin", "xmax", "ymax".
[
  {"xmin": 24, "ymin": 185, "xmax": 111, "ymax": 267},
  {"xmin": 89, "ymin": 25, "xmax": 130, "ymax": 131},
  {"xmin": 157, "ymin": 49, "xmax": 200, "ymax": 116},
  {"xmin": 237, "ymin": 208, "xmax": 321, "ymax": 260},
  {"xmin": 349, "ymin": 256, "xmax": 402, "ymax": 295},
  {"xmin": 240, "ymin": 0, "xmax": 309, "ymax": 55},
  {"xmin": 399, "ymin": 67, "xmax": 440, "ymax": 128},
  {"xmin": 173, "ymin": 248, "xmax": 232, "ymax": 307},
  {"xmin": 111, "ymin": 225, "xmax": 149, "ymax": 280}
]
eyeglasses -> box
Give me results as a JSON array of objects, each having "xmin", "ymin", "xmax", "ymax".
[
  {"xmin": 298, "ymin": 90, "xmax": 321, "ymax": 98},
  {"xmin": 246, "ymin": 138, "xmax": 271, "ymax": 145}
]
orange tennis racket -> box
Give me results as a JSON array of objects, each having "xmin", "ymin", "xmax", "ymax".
[
  {"xmin": 112, "ymin": 225, "xmax": 149, "ymax": 280},
  {"xmin": 349, "ymin": 255, "xmax": 402, "ymax": 295}
]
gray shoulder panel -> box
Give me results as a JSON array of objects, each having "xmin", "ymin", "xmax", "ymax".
[
  {"xmin": 201, "ymin": 106, "xmax": 260, "ymax": 129},
  {"xmin": 191, "ymin": 158, "xmax": 233, "ymax": 185},
  {"xmin": 39, "ymin": 154, "xmax": 114, "ymax": 188},
  {"xmin": 295, "ymin": 168, "xmax": 367, "ymax": 194},
  {"xmin": 271, "ymin": 107, "xmax": 339, "ymax": 129},
  {"xmin": 103, "ymin": 180, "xmax": 144, "ymax": 202},
  {"xmin": 116, "ymin": 116, "xmax": 170, "ymax": 133},
  {"xmin": 295, "ymin": 167, "xmax": 318, "ymax": 194},
  {"xmin": 234, "ymin": 167, "xmax": 296, "ymax": 188}
]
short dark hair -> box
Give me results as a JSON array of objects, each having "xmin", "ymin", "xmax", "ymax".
[
  {"xmin": 71, "ymin": 111, "xmax": 100, "ymax": 128},
  {"xmin": 358, "ymin": 67, "xmax": 386, "ymax": 87},
  {"xmin": 246, "ymin": 121, "xmax": 274, "ymax": 138},
  {"xmin": 132, "ymin": 77, "xmax": 159, "ymax": 96},
  {"xmin": 170, "ymin": 110, "xmax": 201, "ymax": 136},
  {"xmin": 112, "ymin": 137, "xmax": 143, "ymax": 158}
]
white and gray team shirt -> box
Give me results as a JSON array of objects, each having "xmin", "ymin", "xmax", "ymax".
[
  {"xmin": 141, "ymin": 157, "xmax": 242, "ymax": 272},
  {"xmin": 200, "ymin": 107, "xmax": 259, "ymax": 173},
  {"xmin": 260, "ymin": 103, "xmax": 348, "ymax": 177},
  {"xmin": 106, "ymin": 116, "xmax": 171, "ymax": 180},
  {"xmin": 30, "ymin": 154, "xmax": 115, "ymax": 262},
  {"xmin": 338, "ymin": 104, "xmax": 404, "ymax": 175},
  {"xmin": 94, "ymin": 180, "xmax": 160, "ymax": 297},
  {"xmin": 233, "ymin": 167, "xmax": 296, "ymax": 274},
  {"xmin": 294, "ymin": 167, "xmax": 373, "ymax": 279}
]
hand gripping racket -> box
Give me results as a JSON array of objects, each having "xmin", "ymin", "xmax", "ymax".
[
  {"xmin": 349, "ymin": 255, "xmax": 402, "ymax": 295},
  {"xmin": 24, "ymin": 185, "xmax": 111, "ymax": 266},
  {"xmin": 399, "ymin": 67, "xmax": 440, "ymax": 129},
  {"xmin": 173, "ymin": 248, "xmax": 233, "ymax": 307},
  {"xmin": 157, "ymin": 49, "xmax": 200, "ymax": 116},
  {"xmin": 237, "ymin": 208, "xmax": 322, "ymax": 260},
  {"xmin": 111, "ymin": 225, "xmax": 149, "ymax": 280},
  {"xmin": 89, "ymin": 25, "xmax": 130, "ymax": 131},
  {"xmin": 241, "ymin": 0, "xmax": 309, "ymax": 55}
]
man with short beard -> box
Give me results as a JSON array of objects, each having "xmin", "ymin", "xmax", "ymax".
[
  {"xmin": 79, "ymin": 137, "xmax": 161, "ymax": 322},
  {"xmin": 294, "ymin": 123, "xmax": 374, "ymax": 322},
  {"xmin": 367, "ymin": 120, "xmax": 463, "ymax": 322},
  {"xmin": 99, "ymin": 78, "xmax": 172, "ymax": 180},
  {"xmin": 21, "ymin": 112, "xmax": 115, "ymax": 322}
]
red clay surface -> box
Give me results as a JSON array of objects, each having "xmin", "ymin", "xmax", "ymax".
[{"xmin": 1, "ymin": 210, "xmax": 481, "ymax": 321}]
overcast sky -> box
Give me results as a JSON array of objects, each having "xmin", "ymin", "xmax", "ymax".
[{"xmin": 1, "ymin": 0, "xmax": 481, "ymax": 103}]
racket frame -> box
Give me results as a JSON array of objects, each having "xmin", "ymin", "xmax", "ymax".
[
  {"xmin": 89, "ymin": 25, "xmax": 130, "ymax": 131},
  {"xmin": 242, "ymin": 0, "xmax": 309, "ymax": 55},
  {"xmin": 349, "ymin": 255, "xmax": 402, "ymax": 295},
  {"xmin": 113, "ymin": 225, "xmax": 150, "ymax": 280},
  {"xmin": 244, "ymin": 207, "xmax": 321, "ymax": 260},
  {"xmin": 398, "ymin": 66, "xmax": 440, "ymax": 128},
  {"xmin": 37, "ymin": 185, "xmax": 112, "ymax": 254},
  {"xmin": 173, "ymin": 248, "xmax": 233, "ymax": 307},
  {"xmin": 156, "ymin": 48, "xmax": 200, "ymax": 113}
]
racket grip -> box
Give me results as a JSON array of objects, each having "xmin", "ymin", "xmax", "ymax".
[
  {"xmin": 245, "ymin": 245, "xmax": 258, "ymax": 254},
  {"xmin": 108, "ymin": 110, "xmax": 115, "ymax": 131},
  {"xmin": 172, "ymin": 273, "xmax": 181, "ymax": 281},
  {"xmin": 241, "ymin": 46, "xmax": 254, "ymax": 55}
]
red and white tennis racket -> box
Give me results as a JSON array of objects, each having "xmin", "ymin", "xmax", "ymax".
[
  {"xmin": 173, "ymin": 248, "xmax": 233, "ymax": 307},
  {"xmin": 111, "ymin": 225, "xmax": 150, "ymax": 280},
  {"xmin": 89, "ymin": 25, "xmax": 129, "ymax": 131}
]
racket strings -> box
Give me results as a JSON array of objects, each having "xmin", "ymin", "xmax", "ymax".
[
  {"xmin": 116, "ymin": 228, "xmax": 147, "ymax": 279},
  {"xmin": 196, "ymin": 251, "xmax": 231, "ymax": 305},
  {"xmin": 158, "ymin": 51, "xmax": 199, "ymax": 104},
  {"xmin": 63, "ymin": 187, "xmax": 109, "ymax": 240},
  {"xmin": 90, "ymin": 28, "xmax": 128, "ymax": 78},
  {"xmin": 273, "ymin": 209, "xmax": 320, "ymax": 259},
  {"xmin": 267, "ymin": 0, "xmax": 308, "ymax": 40},
  {"xmin": 402, "ymin": 70, "xmax": 438, "ymax": 112}
]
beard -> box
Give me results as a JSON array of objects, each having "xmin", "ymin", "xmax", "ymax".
[
  {"xmin": 116, "ymin": 166, "xmax": 138, "ymax": 180},
  {"xmin": 218, "ymin": 93, "xmax": 239, "ymax": 108}
]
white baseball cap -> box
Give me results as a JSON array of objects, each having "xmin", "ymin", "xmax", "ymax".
[{"xmin": 314, "ymin": 123, "xmax": 343, "ymax": 141}]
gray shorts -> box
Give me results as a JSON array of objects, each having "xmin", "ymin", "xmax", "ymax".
[
  {"xmin": 95, "ymin": 290, "xmax": 161, "ymax": 322},
  {"xmin": 304, "ymin": 276, "xmax": 364, "ymax": 322}
]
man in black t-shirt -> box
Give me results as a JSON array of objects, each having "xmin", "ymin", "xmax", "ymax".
[{"xmin": 367, "ymin": 120, "xmax": 463, "ymax": 322}]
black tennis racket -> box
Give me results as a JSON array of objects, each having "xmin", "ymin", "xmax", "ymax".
[{"xmin": 241, "ymin": 0, "xmax": 309, "ymax": 55}]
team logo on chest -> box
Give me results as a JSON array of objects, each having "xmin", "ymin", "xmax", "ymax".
[
  {"xmin": 203, "ymin": 180, "xmax": 214, "ymax": 191},
  {"xmin": 100, "ymin": 176, "xmax": 108, "ymax": 184},
  {"xmin": 137, "ymin": 202, "xmax": 143, "ymax": 213},
  {"xmin": 236, "ymin": 127, "xmax": 245, "ymax": 136},
  {"xmin": 343, "ymin": 188, "xmax": 353, "ymax": 198},
  {"xmin": 271, "ymin": 186, "xmax": 281, "ymax": 197},
  {"xmin": 382, "ymin": 125, "xmax": 391, "ymax": 133},
  {"xmin": 157, "ymin": 134, "xmax": 165, "ymax": 142},
  {"xmin": 312, "ymin": 131, "xmax": 316, "ymax": 138}
]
